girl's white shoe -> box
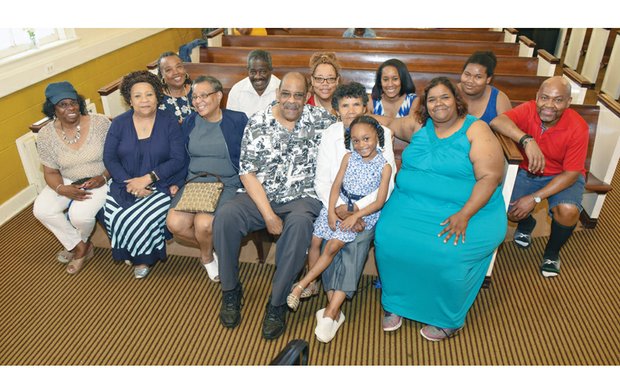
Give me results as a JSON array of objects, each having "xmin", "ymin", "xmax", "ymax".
[{"xmin": 314, "ymin": 308, "xmax": 345, "ymax": 343}]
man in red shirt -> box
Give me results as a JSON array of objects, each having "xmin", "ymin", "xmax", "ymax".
[{"xmin": 490, "ymin": 76, "xmax": 589, "ymax": 277}]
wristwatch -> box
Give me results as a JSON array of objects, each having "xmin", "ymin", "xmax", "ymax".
[
  {"xmin": 149, "ymin": 171, "xmax": 158, "ymax": 184},
  {"xmin": 532, "ymin": 194, "xmax": 542, "ymax": 204}
]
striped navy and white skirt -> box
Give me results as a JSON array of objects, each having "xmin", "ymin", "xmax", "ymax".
[{"xmin": 104, "ymin": 190, "xmax": 172, "ymax": 266}]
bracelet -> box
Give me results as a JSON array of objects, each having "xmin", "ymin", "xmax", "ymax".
[
  {"xmin": 149, "ymin": 171, "xmax": 158, "ymax": 183},
  {"xmin": 55, "ymin": 184, "xmax": 63, "ymax": 193},
  {"xmin": 101, "ymin": 174, "xmax": 108, "ymax": 183},
  {"xmin": 518, "ymin": 134, "xmax": 533, "ymax": 147},
  {"xmin": 522, "ymin": 137, "xmax": 534, "ymax": 148}
]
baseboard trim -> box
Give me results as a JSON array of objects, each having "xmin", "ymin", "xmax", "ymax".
[{"xmin": 0, "ymin": 185, "xmax": 37, "ymax": 227}]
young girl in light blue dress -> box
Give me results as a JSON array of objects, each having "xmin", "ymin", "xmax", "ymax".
[{"xmin": 287, "ymin": 115, "xmax": 392, "ymax": 311}]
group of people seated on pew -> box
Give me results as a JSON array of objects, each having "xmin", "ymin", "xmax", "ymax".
[{"xmin": 33, "ymin": 46, "xmax": 589, "ymax": 344}]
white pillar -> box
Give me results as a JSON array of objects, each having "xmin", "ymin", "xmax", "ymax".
[
  {"xmin": 564, "ymin": 28, "xmax": 587, "ymax": 70},
  {"xmin": 581, "ymin": 28, "xmax": 610, "ymax": 84},
  {"xmin": 601, "ymin": 32, "xmax": 620, "ymax": 99}
]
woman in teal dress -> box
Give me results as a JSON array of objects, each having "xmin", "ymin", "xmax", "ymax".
[{"xmin": 374, "ymin": 77, "xmax": 507, "ymax": 341}]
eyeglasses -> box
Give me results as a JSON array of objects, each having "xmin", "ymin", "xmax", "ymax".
[
  {"xmin": 56, "ymin": 100, "xmax": 79, "ymax": 109},
  {"xmin": 312, "ymin": 75, "xmax": 338, "ymax": 85},
  {"xmin": 191, "ymin": 91, "xmax": 219, "ymax": 101},
  {"xmin": 279, "ymin": 91, "xmax": 306, "ymax": 101}
]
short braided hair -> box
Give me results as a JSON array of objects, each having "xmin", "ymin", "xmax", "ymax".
[{"xmin": 345, "ymin": 115, "xmax": 385, "ymax": 150}]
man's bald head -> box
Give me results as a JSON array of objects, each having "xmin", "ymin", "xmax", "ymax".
[
  {"xmin": 539, "ymin": 76, "xmax": 571, "ymax": 97},
  {"xmin": 535, "ymin": 76, "xmax": 573, "ymax": 127}
]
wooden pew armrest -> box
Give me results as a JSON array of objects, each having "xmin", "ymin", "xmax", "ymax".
[
  {"xmin": 206, "ymin": 28, "xmax": 225, "ymax": 38},
  {"xmin": 29, "ymin": 117, "xmax": 52, "ymax": 133},
  {"xmin": 598, "ymin": 92, "xmax": 620, "ymax": 115},
  {"xmin": 563, "ymin": 67, "xmax": 596, "ymax": 89},
  {"xmin": 519, "ymin": 35, "xmax": 536, "ymax": 48},
  {"xmin": 495, "ymin": 133, "xmax": 523, "ymax": 164},
  {"xmin": 97, "ymin": 78, "xmax": 122, "ymax": 96},
  {"xmin": 537, "ymin": 49, "xmax": 560, "ymax": 64},
  {"xmin": 585, "ymin": 172, "xmax": 612, "ymax": 194}
]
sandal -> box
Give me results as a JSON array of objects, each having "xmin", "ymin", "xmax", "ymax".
[
  {"xmin": 286, "ymin": 283, "xmax": 304, "ymax": 311},
  {"xmin": 134, "ymin": 265, "xmax": 151, "ymax": 279},
  {"xmin": 300, "ymin": 280, "xmax": 320, "ymax": 299},
  {"xmin": 201, "ymin": 252, "xmax": 220, "ymax": 282},
  {"xmin": 66, "ymin": 243, "xmax": 94, "ymax": 275},
  {"xmin": 57, "ymin": 249, "xmax": 74, "ymax": 264},
  {"xmin": 420, "ymin": 325, "xmax": 463, "ymax": 342}
]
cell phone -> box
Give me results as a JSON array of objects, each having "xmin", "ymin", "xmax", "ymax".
[{"xmin": 71, "ymin": 177, "xmax": 92, "ymax": 185}]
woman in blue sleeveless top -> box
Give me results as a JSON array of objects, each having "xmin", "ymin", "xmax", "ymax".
[
  {"xmin": 369, "ymin": 59, "xmax": 419, "ymax": 120},
  {"xmin": 457, "ymin": 51, "xmax": 512, "ymax": 124},
  {"xmin": 374, "ymin": 77, "xmax": 507, "ymax": 341}
]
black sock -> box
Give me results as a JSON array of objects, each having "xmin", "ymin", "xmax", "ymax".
[
  {"xmin": 517, "ymin": 215, "xmax": 537, "ymax": 234},
  {"xmin": 543, "ymin": 219, "xmax": 576, "ymax": 260}
]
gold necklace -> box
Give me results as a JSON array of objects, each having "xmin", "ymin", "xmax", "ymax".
[{"xmin": 60, "ymin": 120, "xmax": 81, "ymax": 145}]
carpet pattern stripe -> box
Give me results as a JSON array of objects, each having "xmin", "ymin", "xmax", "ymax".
[{"xmin": 1, "ymin": 167, "xmax": 619, "ymax": 365}]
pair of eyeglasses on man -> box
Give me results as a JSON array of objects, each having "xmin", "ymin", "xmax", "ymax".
[
  {"xmin": 312, "ymin": 76, "xmax": 338, "ymax": 84},
  {"xmin": 191, "ymin": 91, "xmax": 218, "ymax": 101},
  {"xmin": 56, "ymin": 100, "xmax": 79, "ymax": 109},
  {"xmin": 279, "ymin": 91, "xmax": 306, "ymax": 101}
]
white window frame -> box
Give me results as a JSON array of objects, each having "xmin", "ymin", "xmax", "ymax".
[
  {"xmin": 0, "ymin": 28, "xmax": 165, "ymax": 99},
  {"xmin": 0, "ymin": 28, "xmax": 72, "ymax": 60}
]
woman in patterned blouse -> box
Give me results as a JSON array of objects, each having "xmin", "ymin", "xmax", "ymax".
[{"xmin": 157, "ymin": 52, "xmax": 194, "ymax": 124}]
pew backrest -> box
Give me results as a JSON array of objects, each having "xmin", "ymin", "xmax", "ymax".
[
  {"xmin": 265, "ymin": 28, "xmax": 505, "ymax": 42},
  {"xmin": 200, "ymin": 47, "xmax": 539, "ymax": 76},
  {"xmin": 183, "ymin": 62, "xmax": 546, "ymax": 102},
  {"xmin": 222, "ymin": 35, "xmax": 521, "ymax": 56}
]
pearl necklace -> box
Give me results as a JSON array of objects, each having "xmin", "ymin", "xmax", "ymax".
[{"xmin": 60, "ymin": 121, "xmax": 81, "ymax": 145}]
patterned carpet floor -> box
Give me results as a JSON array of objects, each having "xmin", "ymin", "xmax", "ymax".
[{"xmin": 1, "ymin": 168, "xmax": 619, "ymax": 366}]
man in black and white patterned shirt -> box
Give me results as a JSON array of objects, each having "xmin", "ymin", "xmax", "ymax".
[{"xmin": 213, "ymin": 72, "xmax": 336, "ymax": 340}]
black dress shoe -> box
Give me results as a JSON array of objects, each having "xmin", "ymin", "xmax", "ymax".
[
  {"xmin": 262, "ymin": 301, "xmax": 287, "ymax": 340},
  {"xmin": 220, "ymin": 284, "xmax": 243, "ymax": 328}
]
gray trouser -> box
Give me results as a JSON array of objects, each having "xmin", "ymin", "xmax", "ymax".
[
  {"xmin": 212, "ymin": 193, "xmax": 322, "ymax": 306},
  {"xmin": 321, "ymin": 227, "xmax": 375, "ymax": 299}
]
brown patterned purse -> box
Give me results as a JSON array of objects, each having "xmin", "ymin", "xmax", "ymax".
[{"xmin": 174, "ymin": 172, "xmax": 224, "ymax": 213}]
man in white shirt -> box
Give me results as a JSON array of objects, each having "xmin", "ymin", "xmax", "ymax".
[{"xmin": 226, "ymin": 49, "xmax": 281, "ymax": 118}]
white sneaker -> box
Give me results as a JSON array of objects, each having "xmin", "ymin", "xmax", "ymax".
[
  {"xmin": 314, "ymin": 308, "xmax": 345, "ymax": 343},
  {"xmin": 202, "ymin": 252, "xmax": 220, "ymax": 282}
]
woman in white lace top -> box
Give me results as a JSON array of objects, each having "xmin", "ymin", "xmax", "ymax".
[{"xmin": 34, "ymin": 81, "xmax": 111, "ymax": 275}]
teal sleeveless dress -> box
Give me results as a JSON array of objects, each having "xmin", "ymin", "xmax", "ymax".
[{"xmin": 375, "ymin": 115, "xmax": 506, "ymax": 329}]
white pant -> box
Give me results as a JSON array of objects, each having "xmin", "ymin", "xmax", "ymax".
[{"xmin": 33, "ymin": 178, "xmax": 108, "ymax": 251}]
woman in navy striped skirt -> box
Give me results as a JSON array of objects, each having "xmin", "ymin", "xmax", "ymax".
[{"xmin": 103, "ymin": 71, "xmax": 186, "ymax": 279}]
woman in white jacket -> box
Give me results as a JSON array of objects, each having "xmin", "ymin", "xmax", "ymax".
[{"xmin": 310, "ymin": 82, "xmax": 396, "ymax": 343}]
